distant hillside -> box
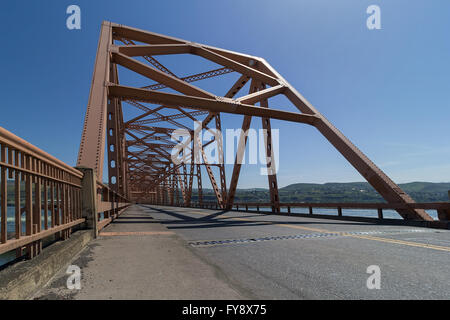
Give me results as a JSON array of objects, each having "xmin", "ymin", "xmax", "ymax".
[
  {"xmin": 195, "ymin": 182, "xmax": 450, "ymax": 203},
  {"xmin": 277, "ymin": 182, "xmax": 450, "ymax": 203}
]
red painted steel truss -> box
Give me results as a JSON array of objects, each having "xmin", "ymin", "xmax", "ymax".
[{"xmin": 76, "ymin": 21, "xmax": 433, "ymax": 221}]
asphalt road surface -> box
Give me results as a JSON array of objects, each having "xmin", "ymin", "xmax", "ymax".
[{"xmin": 142, "ymin": 205, "xmax": 450, "ymax": 299}]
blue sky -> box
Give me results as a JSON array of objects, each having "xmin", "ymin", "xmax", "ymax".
[{"xmin": 1, "ymin": 0, "xmax": 449, "ymax": 188}]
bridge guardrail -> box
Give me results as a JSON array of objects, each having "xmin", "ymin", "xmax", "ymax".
[
  {"xmin": 0, "ymin": 127, "xmax": 130, "ymax": 262},
  {"xmin": 0, "ymin": 127, "xmax": 85, "ymax": 259},
  {"xmin": 231, "ymin": 201, "xmax": 450, "ymax": 222},
  {"xmin": 189, "ymin": 200, "xmax": 450, "ymax": 224},
  {"xmin": 96, "ymin": 181, "xmax": 130, "ymax": 231}
]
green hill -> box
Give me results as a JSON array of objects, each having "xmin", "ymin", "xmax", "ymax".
[
  {"xmin": 194, "ymin": 181, "xmax": 450, "ymax": 203},
  {"xmin": 277, "ymin": 182, "xmax": 450, "ymax": 203}
]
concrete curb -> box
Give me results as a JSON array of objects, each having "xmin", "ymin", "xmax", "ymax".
[{"xmin": 0, "ymin": 230, "xmax": 93, "ymax": 300}]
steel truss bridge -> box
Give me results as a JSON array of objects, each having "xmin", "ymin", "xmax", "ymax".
[{"xmin": 0, "ymin": 21, "xmax": 449, "ymax": 262}]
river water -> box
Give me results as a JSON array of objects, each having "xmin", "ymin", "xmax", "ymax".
[{"xmin": 0, "ymin": 206, "xmax": 53, "ymax": 267}]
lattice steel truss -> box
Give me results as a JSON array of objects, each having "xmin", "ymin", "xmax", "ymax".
[{"xmin": 76, "ymin": 21, "xmax": 432, "ymax": 221}]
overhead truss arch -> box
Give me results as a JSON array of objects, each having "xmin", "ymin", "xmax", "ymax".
[{"xmin": 77, "ymin": 21, "xmax": 432, "ymax": 221}]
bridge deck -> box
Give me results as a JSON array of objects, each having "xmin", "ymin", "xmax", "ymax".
[{"xmin": 35, "ymin": 205, "xmax": 450, "ymax": 299}]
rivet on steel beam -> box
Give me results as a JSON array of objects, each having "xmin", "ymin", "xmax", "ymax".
[{"xmin": 109, "ymin": 45, "xmax": 119, "ymax": 53}]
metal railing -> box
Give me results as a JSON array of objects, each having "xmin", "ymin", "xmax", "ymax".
[
  {"xmin": 234, "ymin": 201, "xmax": 450, "ymax": 213},
  {"xmin": 0, "ymin": 127, "xmax": 85, "ymax": 258},
  {"xmin": 186, "ymin": 200, "xmax": 450, "ymax": 227},
  {"xmin": 230, "ymin": 202, "xmax": 450, "ymax": 226},
  {"xmin": 0, "ymin": 127, "xmax": 130, "ymax": 261},
  {"xmin": 96, "ymin": 181, "xmax": 130, "ymax": 231}
]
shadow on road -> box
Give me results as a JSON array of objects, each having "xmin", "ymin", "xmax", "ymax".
[{"xmin": 139, "ymin": 205, "xmax": 384, "ymax": 231}]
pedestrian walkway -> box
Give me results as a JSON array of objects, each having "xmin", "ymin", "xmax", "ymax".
[{"xmin": 33, "ymin": 205, "xmax": 247, "ymax": 299}]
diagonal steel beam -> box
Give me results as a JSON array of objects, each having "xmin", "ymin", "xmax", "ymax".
[
  {"xmin": 256, "ymin": 58, "xmax": 432, "ymax": 221},
  {"xmin": 142, "ymin": 67, "xmax": 234, "ymax": 91},
  {"xmin": 111, "ymin": 52, "xmax": 215, "ymax": 99},
  {"xmin": 259, "ymin": 83, "xmax": 280, "ymax": 213},
  {"xmin": 226, "ymin": 80, "xmax": 258, "ymax": 209}
]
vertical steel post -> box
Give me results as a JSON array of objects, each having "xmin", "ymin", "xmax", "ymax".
[
  {"xmin": 77, "ymin": 21, "xmax": 112, "ymax": 181},
  {"xmin": 76, "ymin": 167, "xmax": 98, "ymax": 238}
]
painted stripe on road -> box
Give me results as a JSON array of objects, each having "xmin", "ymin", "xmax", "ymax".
[
  {"xmin": 349, "ymin": 234, "xmax": 450, "ymax": 252},
  {"xmin": 189, "ymin": 229, "xmax": 429, "ymax": 247}
]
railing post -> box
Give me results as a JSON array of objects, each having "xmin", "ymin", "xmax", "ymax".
[
  {"xmin": 287, "ymin": 206, "xmax": 291, "ymax": 214},
  {"xmin": 378, "ymin": 208, "xmax": 383, "ymax": 219},
  {"xmin": 437, "ymin": 191, "xmax": 450, "ymax": 221},
  {"xmin": 337, "ymin": 207, "xmax": 342, "ymax": 217},
  {"xmin": 76, "ymin": 167, "xmax": 98, "ymax": 238},
  {"xmin": 309, "ymin": 206, "xmax": 313, "ymax": 215}
]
